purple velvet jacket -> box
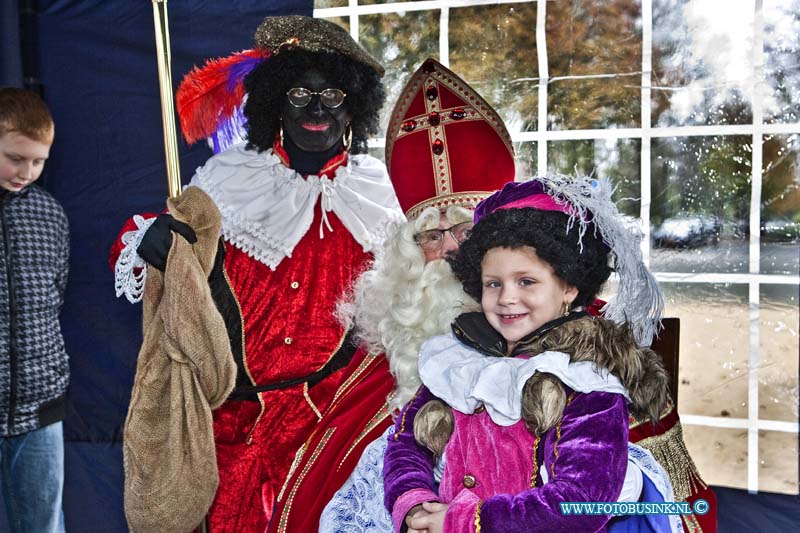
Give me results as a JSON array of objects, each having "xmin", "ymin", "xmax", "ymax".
[{"xmin": 384, "ymin": 383, "xmax": 629, "ymax": 532}]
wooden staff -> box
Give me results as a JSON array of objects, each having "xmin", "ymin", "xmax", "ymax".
[
  {"xmin": 151, "ymin": 0, "xmax": 181, "ymax": 198},
  {"xmin": 148, "ymin": 9, "xmax": 211, "ymax": 533}
]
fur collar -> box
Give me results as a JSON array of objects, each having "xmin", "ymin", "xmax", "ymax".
[
  {"xmin": 450, "ymin": 312, "xmax": 669, "ymax": 424},
  {"xmin": 520, "ymin": 316, "xmax": 670, "ymax": 423}
]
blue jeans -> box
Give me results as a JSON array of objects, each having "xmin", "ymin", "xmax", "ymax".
[{"xmin": 0, "ymin": 422, "xmax": 65, "ymax": 533}]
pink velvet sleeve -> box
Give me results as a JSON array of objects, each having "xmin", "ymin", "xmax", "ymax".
[
  {"xmin": 443, "ymin": 391, "xmax": 629, "ymax": 532},
  {"xmin": 384, "ymin": 386, "xmax": 443, "ymax": 532}
]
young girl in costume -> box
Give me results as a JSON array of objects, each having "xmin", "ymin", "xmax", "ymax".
[{"xmin": 384, "ymin": 176, "xmax": 680, "ymax": 533}]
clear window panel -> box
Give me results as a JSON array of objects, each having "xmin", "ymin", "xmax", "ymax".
[
  {"xmin": 759, "ymin": 430, "xmax": 799, "ymax": 495},
  {"xmin": 449, "ymin": 3, "xmax": 539, "ymax": 133},
  {"xmin": 514, "ymin": 141, "xmax": 538, "ymax": 181},
  {"xmin": 663, "ymin": 283, "xmax": 749, "ymax": 419},
  {"xmin": 759, "ymin": 284, "xmax": 799, "ymax": 423},
  {"xmin": 321, "ymin": 16, "xmax": 350, "ymax": 33},
  {"xmin": 549, "ymin": 139, "xmax": 642, "ymax": 217},
  {"xmin": 546, "ymin": 0, "xmax": 642, "ymax": 130},
  {"xmin": 367, "ymin": 145, "xmax": 385, "ymax": 164},
  {"xmin": 761, "ymin": 134, "xmax": 800, "ymax": 275},
  {"xmin": 358, "ymin": 11, "xmax": 440, "ymax": 137},
  {"xmin": 652, "ymin": 0, "xmax": 754, "ymax": 127},
  {"xmin": 763, "ymin": 0, "xmax": 800, "ymax": 124},
  {"xmin": 682, "ymin": 425, "xmax": 747, "ymax": 490},
  {"xmin": 650, "ymin": 136, "xmax": 751, "ymax": 273},
  {"xmin": 360, "ymin": 1, "xmax": 425, "ymax": 4},
  {"xmin": 314, "ymin": 0, "xmax": 348, "ymax": 8}
]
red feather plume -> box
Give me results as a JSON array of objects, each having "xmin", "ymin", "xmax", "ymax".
[{"xmin": 176, "ymin": 49, "xmax": 270, "ymax": 145}]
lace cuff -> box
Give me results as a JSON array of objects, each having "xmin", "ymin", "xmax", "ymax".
[{"xmin": 114, "ymin": 215, "xmax": 156, "ymax": 303}]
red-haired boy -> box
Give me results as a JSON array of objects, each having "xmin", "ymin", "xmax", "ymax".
[{"xmin": 0, "ymin": 87, "xmax": 69, "ymax": 533}]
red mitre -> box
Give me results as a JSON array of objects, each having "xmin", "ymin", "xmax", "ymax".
[{"xmin": 386, "ymin": 58, "xmax": 515, "ymax": 219}]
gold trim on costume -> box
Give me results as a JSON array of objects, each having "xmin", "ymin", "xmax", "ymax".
[
  {"xmin": 421, "ymin": 79, "xmax": 452, "ymax": 197},
  {"xmin": 636, "ymin": 422, "xmax": 707, "ymax": 502},
  {"xmin": 394, "ymin": 110, "xmax": 484, "ymax": 141},
  {"xmin": 277, "ymin": 444, "xmax": 307, "ymax": 503},
  {"xmin": 405, "ymin": 191, "xmax": 493, "ymax": 220},
  {"xmin": 681, "ymin": 512, "xmax": 705, "ymax": 532},
  {"xmin": 318, "ymin": 152, "xmax": 347, "ymax": 177},
  {"xmin": 530, "ymin": 435, "xmax": 541, "ymax": 488},
  {"xmin": 551, "ymin": 393, "xmax": 575, "ymax": 478},
  {"xmin": 474, "ymin": 500, "xmax": 482, "ymax": 533},
  {"xmin": 286, "ymin": 352, "xmax": 382, "ymax": 461},
  {"xmin": 395, "ymin": 387, "xmax": 423, "ymax": 441},
  {"xmin": 222, "ymin": 264, "xmax": 266, "ymax": 446},
  {"xmin": 314, "ymin": 329, "xmax": 349, "ymax": 373},
  {"xmin": 276, "ymin": 428, "xmax": 337, "ymax": 533},
  {"xmin": 330, "ymin": 351, "xmax": 380, "ymax": 406},
  {"xmin": 272, "ymin": 351, "xmax": 387, "ymax": 524},
  {"xmin": 303, "ymin": 382, "xmax": 323, "ymax": 420},
  {"xmin": 338, "ymin": 403, "xmax": 391, "ymax": 471}
]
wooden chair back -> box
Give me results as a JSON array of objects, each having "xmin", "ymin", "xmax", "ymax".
[{"xmin": 649, "ymin": 318, "xmax": 680, "ymax": 404}]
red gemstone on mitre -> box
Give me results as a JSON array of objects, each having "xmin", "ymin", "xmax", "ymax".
[
  {"xmin": 426, "ymin": 85, "xmax": 438, "ymax": 101},
  {"xmin": 428, "ymin": 112, "xmax": 441, "ymax": 126},
  {"xmin": 451, "ymin": 108, "xmax": 466, "ymax": 120},
  {"xmin": 432, "ymin": 139, "xmax": 444, "ymax": 154},
  {"xmin": 402, "ymin": 119, "xmax": 417, "ymax": 132}
]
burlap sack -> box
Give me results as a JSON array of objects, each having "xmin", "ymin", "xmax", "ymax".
[{"xmin": 123, "ymin": 186, "xmax": 236, "ymax": 533}]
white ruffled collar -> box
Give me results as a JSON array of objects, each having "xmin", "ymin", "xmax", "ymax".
[
  {"xmin": 189, "ymin": 143, "xmax": 404, "ymax": 269},
  {"xmin": 418, "ymin": 332, "xmax": 630, "ymax": 426}
]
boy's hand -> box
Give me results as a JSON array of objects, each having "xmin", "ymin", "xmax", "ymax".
[
  {"xmin": 407, "ymin": 501, "xmax": 447, "ymax": 533},
  {"xmin": 137, "ymin": 214, "xmax": 197, "ymax": 271}
]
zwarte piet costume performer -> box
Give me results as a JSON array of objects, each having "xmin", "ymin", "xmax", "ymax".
[
  {"xmin": 269, "ymin": 58, "xmax": 516, "ymax": 532},
  {"xmin": 111, "ymin": 16, "xmax": 402, "ymax": 532}
]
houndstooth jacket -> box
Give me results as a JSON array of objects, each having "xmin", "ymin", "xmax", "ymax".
[{"xmin": 0, "ymin": 184, "xmax": 70, "ymax": 437}]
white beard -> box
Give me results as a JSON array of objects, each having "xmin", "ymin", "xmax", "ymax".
[{"xmin": 337, "ymin": 213, "xmax": 478, "ymax": 412}]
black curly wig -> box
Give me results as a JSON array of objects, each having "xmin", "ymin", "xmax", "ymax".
[
  {"xmin": 243, "ymin": 49, "xmax": 384, "ymax": 154},
  {"xmin": 449, "ymin": 208, "xmax": 612, "ymax": 309}
]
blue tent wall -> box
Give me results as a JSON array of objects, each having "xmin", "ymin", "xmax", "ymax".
[
  {"xmin": 0, "ymin": 2, "xmax": 309, "ymax": 531},
  {"xmin": 0, "ymin": 1, "xmax": 22, "ymax": 87}
]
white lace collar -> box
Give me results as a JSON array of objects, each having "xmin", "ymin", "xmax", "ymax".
[
  {"xmin": 189, "ymin": 143, "xmax": 404, "ymax": 269},
  {"xmin": 418, "ymin": 332, "xmax": 630, "ymax": 426}
]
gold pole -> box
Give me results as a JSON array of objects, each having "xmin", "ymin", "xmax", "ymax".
[
  {"xmin": 151, "ymin": 3, "xmax": 206, "ymax": 530},
  {"xmin": 151, "ymin": 0, "xmax": 182, "ymax": 198}
]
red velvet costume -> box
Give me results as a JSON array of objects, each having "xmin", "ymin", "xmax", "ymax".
[
  {"xmin": 268, "ymin": 347, "xmax": 395, "ymax": 533},
  {"xmin": 208, "ymin": 154, "xmax": 369, "ymax": 533},
  {"xmin": 110, "ymin": 16, "xmax": 403, "ymax": 532},
  {"xmin": 112, "ymin": 144, "xmax": 404, "ymax": 532}
]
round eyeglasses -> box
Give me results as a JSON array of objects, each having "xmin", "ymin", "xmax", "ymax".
[
  {"xmin": 286, "ymin": 87, "xmax": 347, "ymax": 109},
  {"xmin": 414, "ymin": 221, "xmax": 474, "ymax": 251}
]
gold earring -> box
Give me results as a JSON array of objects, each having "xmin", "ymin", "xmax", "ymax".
[
  {"xmin": 342, "ymin": 123, "xmax": 353, "ymax": 151},
  {"xmin": 279, "ymin": 119, "xmax": 284, "ymax": 148},
  {"xmin": 563, "ymin": 301, "xmax": 571, "ymax": 316}
]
